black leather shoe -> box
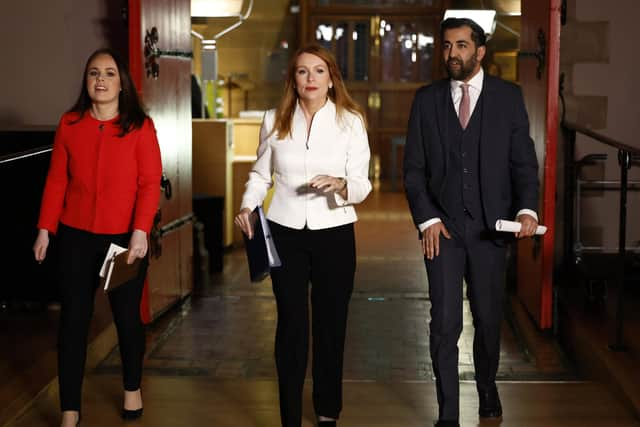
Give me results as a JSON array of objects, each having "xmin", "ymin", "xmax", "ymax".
[
  {"xmin": 434, "ymin": 420, "xmax": 459, "ymax": 427},
  {"xmin": 478, "ymin": 385, "xmax": 502, "ymax": 418},
  {"xmin": 317, "ymin": 421, "xmax": 336, "ymax": 426},
  {"xmin": 121, "ymin": 408, "xmax": 143, "ymax": 420}
]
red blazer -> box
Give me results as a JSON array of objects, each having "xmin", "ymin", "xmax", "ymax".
[{"xmin": 38, "ymin": 112, "xmax": 162, "ymax": 235}]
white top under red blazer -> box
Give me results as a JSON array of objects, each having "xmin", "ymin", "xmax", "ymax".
[{"xmin": 240, "ymin": 99, "xmax": 372, "ymax": 230}]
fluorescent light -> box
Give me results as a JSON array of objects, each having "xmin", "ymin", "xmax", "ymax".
[
  {"xmin": 191, "ymin": 0, "xmax": 243, "ymax": 17},
  {"xmin": 443, "ymin": 9, "xmax": 497, "ymax": 38}
]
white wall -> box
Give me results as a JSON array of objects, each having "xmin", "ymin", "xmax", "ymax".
[{"xmin": 0, "ymin": 0, "xmax": 113, "ymax": 127}]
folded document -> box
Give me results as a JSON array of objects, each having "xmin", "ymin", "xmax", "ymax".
[{"xmin": 99, "ymin": 243, "xmax": 142, "ymax": 292}]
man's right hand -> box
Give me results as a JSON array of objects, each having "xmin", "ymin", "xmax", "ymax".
[
  {"xmin": 234, "ymin": 208, "xmax": 256, "ymax": 239},
  {"xmin": 422, "ymin": 222, "xmax": 451, "ymax": 260}
]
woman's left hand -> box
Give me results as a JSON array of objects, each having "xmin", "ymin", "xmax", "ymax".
[
  {"xmin": 309, "ymin": 175, "xmax": 346, "ymax": 193},
  {"xmin": 127, "ymin": 230, "xmax": 148, "ymax": 264}
]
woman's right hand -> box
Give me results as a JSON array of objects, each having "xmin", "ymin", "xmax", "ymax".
[
  {"xmin": 33, "ymin": 229, "xmax": 50, "ymax": 263},
  {"xmin": 234, "ymin": 208, "xmax": 255, "ymax": 239}
]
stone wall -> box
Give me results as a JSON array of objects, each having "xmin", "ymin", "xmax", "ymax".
[
  {"xmin": 560, "ymin": 0, "xmax": 640, "ymax": 253},
  {"xmin": 0, "ymin": 0, "xmax": 126, "ymax": 128}
]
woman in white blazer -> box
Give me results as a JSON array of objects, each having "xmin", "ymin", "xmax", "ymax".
[{"xmin": 235, "ymin": 44, "xmax": 371, "ymax": 427}]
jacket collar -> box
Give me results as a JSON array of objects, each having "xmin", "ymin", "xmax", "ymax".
[
  {"xmin": 293, "ymin": 98, "xmax": 336, "ymax": 122},
  {"xmin": 292, "ymin": 98, "xmax": 336, "ymax": 141}
]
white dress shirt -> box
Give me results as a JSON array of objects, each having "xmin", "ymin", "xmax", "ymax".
[
  {"xmin": 418, "ymin": 68, "xmax": 537, "ymax": 232},
  {"xmin": 241, "ymin": 99, "xmax": 372, "ymax": 230}
]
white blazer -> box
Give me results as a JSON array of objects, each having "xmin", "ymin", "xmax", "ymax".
[{"xmin": 240, "ymin": 99, "xmax": 372, "ymax": 230}]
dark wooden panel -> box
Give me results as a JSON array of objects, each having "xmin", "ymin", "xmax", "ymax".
[{"xmin": 133, "ymin": 0, "xmax": 193, "ymax": 319}]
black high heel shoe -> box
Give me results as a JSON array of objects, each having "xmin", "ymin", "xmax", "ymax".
[{"xmin": 121, "ymin": 408, "xmax": 143, "ymax": 420}]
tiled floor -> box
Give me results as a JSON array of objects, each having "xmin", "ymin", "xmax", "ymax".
[
  {"xmin": 8, "ymin": 189, "xmax": 640, "ymax": 426},
  {"xmin": 96, "ymin": 191, "xmax": 572, "ymax": 384}
]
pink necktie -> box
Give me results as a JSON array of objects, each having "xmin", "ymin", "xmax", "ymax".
[{"xmin": 459, "ymin": 84, "xmax": 470, "ymax": 129}]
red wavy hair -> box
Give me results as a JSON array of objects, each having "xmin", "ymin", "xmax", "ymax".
[{"xmin": 271, "ymin": 44, "xmax": 366, "ymax": 139}]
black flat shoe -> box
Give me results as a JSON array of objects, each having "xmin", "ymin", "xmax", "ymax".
[
  {"xmin": 121, "ymin": 408, "xmax": 143, "ymax": 420},
  {"xmin": 317, "ymin": 421, "xmax": 336, "ymax": 426},
  {"xmin": 434, "ymin": 420, "xmax": 459, "ymax": 427}
]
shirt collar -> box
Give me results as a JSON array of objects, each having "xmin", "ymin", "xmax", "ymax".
[{"xmin": 450, "ymin": 67, "xmax": 484, "ymax": 93}]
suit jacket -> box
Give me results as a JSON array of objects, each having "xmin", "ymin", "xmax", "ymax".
[
  {"xmin": 403, "ymin": 74, "xmax": 539, "ymax": 230},
  {"xmin": 240, "ymin": 100, "xmax": 372, "ymax": 230},
  {"xmin": 38, "ymin": 112, "xmax": 162, "ymax": 235}
]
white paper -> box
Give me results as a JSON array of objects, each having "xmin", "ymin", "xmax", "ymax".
[
  {"xmin": 99, "ymin": 243, "xmax": 128, "ymax": 278},
  {"xmin": 495, "ymin": 219, "xmax": 547, "ymax": 235},
  {"xmin": 258, "ymin": 206, "xmax": 281, "ymax": 267}
]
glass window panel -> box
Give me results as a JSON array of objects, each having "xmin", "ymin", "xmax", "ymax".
[
  {"xmin": 380, "ymin": 19, "xmax": 435, "ymax": 83},
  {"xmin": 353, "ymin": 22, "xmax": 369, "ymax": 81},
  {"xmin": 335, "ymin": 22, "xmax": 349, "ymax": 80},
  {"xmin": 417, "ymin": 33, "xmax": 434, "ymax": 82},
  {"xmin": 315, "ymin": 23, "xmax": 333, "ymax": 51}
]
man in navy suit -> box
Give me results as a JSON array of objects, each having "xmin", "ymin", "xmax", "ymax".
[{"xmin": 403, "ymin": 17, "xmax": 540, "ymax": 427}]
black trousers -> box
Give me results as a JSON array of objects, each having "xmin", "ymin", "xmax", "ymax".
[
  {"xmin": 268, "ymin": 221, "xmax": 356, "ymax": 427},
  {"xmin": 424, "ymin": 214, "xmax": 507, "ymax": 421},
  {"xmin": 56, "ymin": 224, "xmax": 147, "ymax": 411}
]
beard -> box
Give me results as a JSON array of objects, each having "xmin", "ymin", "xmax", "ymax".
[{"xmin": 446, "ymin": 53, "xmax": 478, "ymax": 81}]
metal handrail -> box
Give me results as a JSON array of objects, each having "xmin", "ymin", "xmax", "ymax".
[
  {"xmin": 0, "ymin": 145, "xmax": 53, "ymax": 165},
  {"xmin": 561, "ymin": 121, "xmax": 640, "ymax": 351},
  {"xmin": 563, "ymin": 121, "xmax": 640, "ymax": 154}
]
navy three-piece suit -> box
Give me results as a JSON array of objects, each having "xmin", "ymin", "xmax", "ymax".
[{"xmin": 403, "ymin": 73, "xmax": 539, "ymax": 421}]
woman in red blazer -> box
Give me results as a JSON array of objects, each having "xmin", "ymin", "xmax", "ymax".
[{"xmin": 33, "ymin": 48, "xmax": 162, "ymax": 427}]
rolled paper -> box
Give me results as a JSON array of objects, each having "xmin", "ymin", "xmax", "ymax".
[{"xmin": 495, "ymin": 219, "xmax": 547, "ymax": 235}]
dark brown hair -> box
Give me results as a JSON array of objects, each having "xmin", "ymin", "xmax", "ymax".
[
  {"xmin": 69, "ymin": 48, "xmax": 147, "ymax": 136},
  {"xmin": 440, "ymin": 17, "xmax": 487, "ymax": 47}
]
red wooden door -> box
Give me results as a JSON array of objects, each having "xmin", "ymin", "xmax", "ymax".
[
  {"xmin": 517, "ymin": 0, "xmax": 562, "ymax": 329},
  {"xmin": 129, "ymin": 0, "xmax": 193, "ymax": 321}
]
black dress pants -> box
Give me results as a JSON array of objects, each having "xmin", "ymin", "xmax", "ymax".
[
  {"xmin": 56, "ymin": 224, "xmax": 147, "ymax": 411},
  {"xmin": 424, "ymin": 214, "xmax": 507, "ymax": 422},
  {"xmin": 268, "ymin": 221, "xmax": 356, "ymax": 427}
]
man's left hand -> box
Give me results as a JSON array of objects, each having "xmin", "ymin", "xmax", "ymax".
[{"xmin": 515, "ymin": 214, "xmax": 538, "ymax": 239}]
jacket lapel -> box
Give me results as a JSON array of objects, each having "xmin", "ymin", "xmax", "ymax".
[
  {"xmin": 435, "ymin": 80, "xmax": 451, "ymax": 172},
  {"xmin": 479, "ymin": 74, "xmax": 495, "ymax": 174}
]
